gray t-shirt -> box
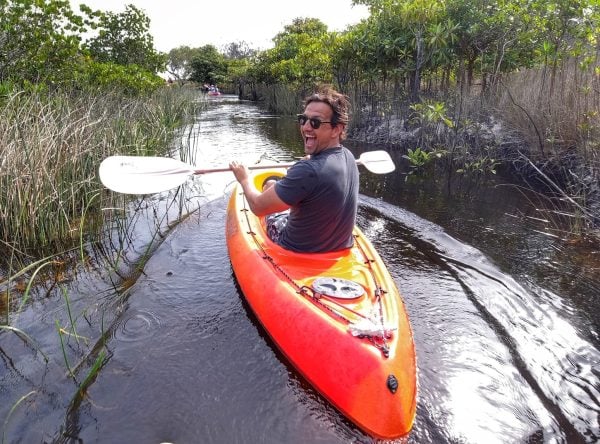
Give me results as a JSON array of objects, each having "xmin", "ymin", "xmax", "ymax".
[{"xmin": 274, "ymin": 146, "xmax": 359, "ymax": 252}]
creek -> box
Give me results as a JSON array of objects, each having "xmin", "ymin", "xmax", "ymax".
[{"xmin": 1, "ymin": 94, "xmax": 598, "ymax": 443}]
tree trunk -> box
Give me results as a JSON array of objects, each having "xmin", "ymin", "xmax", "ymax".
[{"xmin": 412, "ymin": 28, "xmax": 424, "ymax": 102}]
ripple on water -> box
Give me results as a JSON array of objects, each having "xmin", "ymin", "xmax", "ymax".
[{"xmin": 112, "ymin": 310, "xmax": 163, "ymax": 343}]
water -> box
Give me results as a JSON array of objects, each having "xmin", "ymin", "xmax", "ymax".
[{"xmin": 1, "ymin": 95, "xmax": 598, "ymax": 443}]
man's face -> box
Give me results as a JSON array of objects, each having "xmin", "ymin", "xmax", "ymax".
[{"xmin": 299, "ymin": 102, "xmax": 342, "ymax": 155}]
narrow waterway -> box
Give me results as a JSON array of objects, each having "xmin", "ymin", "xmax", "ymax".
[{"xmin": 1, "ymin": 94, "xmax": 598, "ymax": 443}]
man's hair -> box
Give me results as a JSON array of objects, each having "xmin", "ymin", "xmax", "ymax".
[{"xmin": 304, "ymin": 86, "xmax": 350, "ymax": 140}]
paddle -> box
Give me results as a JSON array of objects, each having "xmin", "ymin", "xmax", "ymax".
[{"xmin": 99, "ymin": 150, "xmax": 395, "ymax": 195}]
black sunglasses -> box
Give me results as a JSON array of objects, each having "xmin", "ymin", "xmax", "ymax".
[{"xmin": 297, "ymin": 114, "xmax": 332, "ymax": 129}]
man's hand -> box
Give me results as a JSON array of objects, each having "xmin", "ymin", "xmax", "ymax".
[{"xmin": 229, "ymin": 160, "xmax": 249, "ymax": 184}]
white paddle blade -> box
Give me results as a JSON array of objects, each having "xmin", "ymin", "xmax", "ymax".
[
  {"xmin": 99, "ymin": 156, "xmax": 195, "ymax": 194},
  {"xmin": 359, "ymin": 150, "xmax": 395, "ymax": 174}
]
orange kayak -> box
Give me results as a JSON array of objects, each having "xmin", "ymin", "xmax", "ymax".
[{"xmin": 225, "ymin": 169, "xmax": 417, "ymax": 439}]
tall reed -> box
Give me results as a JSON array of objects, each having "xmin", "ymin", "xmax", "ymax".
[
  {"xmin": 0, "ymin": 86, "xmax": 202, "ymax": 259},
  {"xmin": 491, "ymin": 56, "xmax": 600, "ymax": 159},
  {"xmin": 487, "ymin": 56, "xmax": 600, "ymax": 236},
  {"xmin": 253, "ymin": 83, "xmax": 303, "ymax": 115},
  {"xmin": 2, "ymin": 390, "xmax": 36, "ymax": 444}
]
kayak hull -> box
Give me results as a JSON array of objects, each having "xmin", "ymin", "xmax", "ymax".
[{"xmin": 225, "ymin": 170, "xmax": 417, "ymax": 439}]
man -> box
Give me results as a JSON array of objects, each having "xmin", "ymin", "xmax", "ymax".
[{"xmin": 229, "ymin": 86, "xmax": 359, "ymax": 253}]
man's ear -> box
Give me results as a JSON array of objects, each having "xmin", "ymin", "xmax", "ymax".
[{"xmin": 331, "ymin": 123, "xmax": 345, "ymax": 140}]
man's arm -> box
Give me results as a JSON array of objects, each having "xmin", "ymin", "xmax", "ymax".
[{"xmin": 229, "ymin": 161, "xmax": 290, "ymax": 216}]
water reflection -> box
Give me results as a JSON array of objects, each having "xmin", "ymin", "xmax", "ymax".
[{"xmin": 359, "ymin": 197, "xmax": 599, "ymax": 442}]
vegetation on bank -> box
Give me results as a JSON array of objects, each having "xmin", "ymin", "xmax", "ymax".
[
  {"xmin": 1, "ymin": 0, "xmax": 599, "ymax": 259},
  {"xmin": 0, "ymin": 1, "xmax": 201, "ymax": 263},
  {"xmin": 0, "ymin": 87, "xmax": 200, "ymax": 255},
  {"xmin": 1, "ymin": 2, "xmax": 165, "ymax": 92}
]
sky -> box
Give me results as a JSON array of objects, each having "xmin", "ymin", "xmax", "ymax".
[{"xmin": 69, "ymin": 0, "xmax": 370, "ymax": 53}]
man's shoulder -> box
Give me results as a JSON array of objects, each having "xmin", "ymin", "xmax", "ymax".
[{"xmin": 286, "ymin": 158, "xmax": 317, "ymax": 177}]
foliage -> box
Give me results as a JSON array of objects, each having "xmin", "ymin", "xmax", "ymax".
[
  {"xmin": 74, "ymin": 59, "xmax": 165, "ymax": 95},
  {"xmin": 166, "ymin": 46, "xmax": 200, "ymax": 82},
  {"xmin": 226, "ymin": 57, "xmax": 253, "ymax": 92},
  {"xmin": 410, "ymin": 100, "xmax": 453, "ymax": 127},
  {"xmin": 222, "ymin": 41, "xmax": 258, "ymax": 60},
  {"xmin": 404, "ymin": 147, "xmax": 432, "ymax": 168},
  {"xmin": 409, "ymin": 100, "xmax": 454, "ymax": 154},
  {"xmin": 0, "ymin": 1, "xmax": 165, "ymax": 94},
  {"xmin": 0, "ymin": 0, "xmax": 85, "ymax": 86},
  {"xmin": 456, "ymin": 156, "xmax": 499, "ymax": 174},
  {"xmin": 3, "ymin": 0, "xmax": 597, "ymax": 100},
  {"xmin": 336, "ymin": 0, "xmax": 598, "ymax": 99},
  {"xmin": 189, "ymin": 45, "xmax": 227, "ymax": 85},
  {"xmin": 82, "ymin": 4, "xmax": 166, "ymax": 73},
  {"xmin": 166, "ymin": 42, "xmax": 258, "ymax": 90},
  {"xmin": 250, "ymin": 18, "xmax": 335, "ymax": 88},
  {"xmin": 403, "ymin": 147, "xmax": 447, "ymax": 177}
]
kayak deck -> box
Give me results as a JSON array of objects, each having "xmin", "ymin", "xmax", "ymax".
[{"xmin": 225, "ymin": 170, "xmax": 417, "ymax": 439}]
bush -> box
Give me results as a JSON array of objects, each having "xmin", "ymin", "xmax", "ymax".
[{"xmin": 73, "ymin": 59, "xmax": 166, "ymax": 95}]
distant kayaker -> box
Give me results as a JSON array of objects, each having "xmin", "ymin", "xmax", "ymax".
[{"xmin": 229, "ymin": 86, "xmax": 359, "ymax": 253}]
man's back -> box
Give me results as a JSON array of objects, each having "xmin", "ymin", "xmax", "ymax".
[{"xmin": 274, "ymin": 146, "xmax": 359, "ymax": 252}]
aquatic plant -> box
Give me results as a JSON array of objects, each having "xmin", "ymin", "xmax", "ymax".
[{"xmin": 2, "ymin": 390, "xmax": 36, "ymax": 444}]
